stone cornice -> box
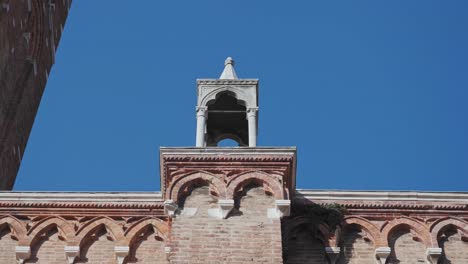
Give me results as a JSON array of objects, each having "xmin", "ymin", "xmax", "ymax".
[
  {"xmin": 0, "ymin": 192, "xmax": 165, "ymax": 216},
  {"xmin": 296, "ymin": 190, "xmax": 468, "ymax": 202},
  {"xmin": 197, "ymin": 79, "xmax": 258, "ymax": 85},
  {"xmin": 295, "ymin": 190, "xmax": 468, "ymax": 214}
]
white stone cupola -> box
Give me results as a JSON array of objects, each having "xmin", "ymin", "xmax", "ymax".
[{"xmin": 195, "ymin": 57, "xmax": 259, "ymax": 147}]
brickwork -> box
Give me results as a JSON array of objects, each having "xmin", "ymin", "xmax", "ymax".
[
  {"xmin": 0, "ymin": 227, "xmax": 17, "ymax": 263},
  {"xmin": 0, "ymin": 0, "xmax": 71, "ymax": 189},
  {"xmin": 387, "ymin": 229, "xmax": 426, "ymax": 264},
  {"xmin": 128, "ymin": 228, "xmax": 168, "ymax": 264},
  {"xmin": 27, "ymin": 227, "xmax": 67, "ymax": 264},
  {"xmin": 284, "ymin": 231, "xmax": 325, "ymax": 264},
  {"xmin": 77, "ymin": 227, "xmax": 115, "ymax": 264},
  {"xmin": 338, "ymin": 228, "xmax": 374, "ymax": 264},
  {"xmin": 170, "ymin": 185, "xmax": 283, "ymax": 264},
  {"xmin": 439, "ymin": 228, "xmax": 468, "ymax": 264}
]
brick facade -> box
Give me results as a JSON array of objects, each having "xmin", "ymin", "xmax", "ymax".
[
  {"xmin": 0, "ymin": 0, "xmax": 71, "ymax": 190},
  {"xmin": 0, "ymin": 149, "xmax": 466, "ymax": 263}
]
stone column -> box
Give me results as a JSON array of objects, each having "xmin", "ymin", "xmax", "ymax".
[
  {"xmin": 247, "ymin": 108, "xmax": 258, "ymax": 147},
  {"xmin": 195, "ymin": 106, "xmax": 207, "ymax": 147}
]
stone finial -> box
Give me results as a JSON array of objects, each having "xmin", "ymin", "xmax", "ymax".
[{"xmin": 219, "ymin": 57, "xmax": 238, "ymax": 80}]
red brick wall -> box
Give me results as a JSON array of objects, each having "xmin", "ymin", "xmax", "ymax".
[
  {"xmin": 0, "ymin": 0, "xmax": 71, "ymax": 189},
  {"xmin": 129, "ymin": 228, "xmax": 168, "ymax": 264},
  {"xmin": 387, "ymin": 229, "xmax": 426, "ymax": 263},
  {"xmin": 0, "ymin": 227, "xmax": 17, "ymax": 263},
  {"xmin": 338, "ymin": 228, "xmax": 374, "ymax": 264},
  {"xmin": 439, "ymin": 228, "xmax": 468, "ymax": 264},
  {"xmin": 284, "ymin": 231, "xmax": 325, "ymax": 264},
  {"xmin": 76, "ymin": 227, "xmax": 116, "ymax": 264},
  {"xmin": 170, "ymin": 185, "xmax": 283, "ymax": 263},
  {"xmin": 26, "ymin": 227, "xmax": 67, "ymax": 264}
]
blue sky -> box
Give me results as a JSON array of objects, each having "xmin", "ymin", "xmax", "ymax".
[{"xmin": 14, "ymin": 1, "xmax": 468, "ymax": 191}]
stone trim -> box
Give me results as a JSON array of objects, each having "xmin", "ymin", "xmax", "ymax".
[
  {"xmin": 197, "ymin": 79, "xmax": 258, "ymax": 85},
  {"xmin": 297, "ymin": 190, "xmax": 468, "ymax": 202}
]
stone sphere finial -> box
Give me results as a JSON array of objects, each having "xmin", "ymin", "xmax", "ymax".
[{"xmin": 225, "ymin": 57, "xmax": 234, "ymax": 66}]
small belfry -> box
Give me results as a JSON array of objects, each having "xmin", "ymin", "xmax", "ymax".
[{"xmin": 195, "ymin": 57, "xmax": 259, "ymax": 147}]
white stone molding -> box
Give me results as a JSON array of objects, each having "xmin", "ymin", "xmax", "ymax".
[
  {"xmin": 325, "ymin": 246, "xmax": 341, "ymax": 264},
  {"xmin": 268, "ymin": 200, "xmax": 291, "ymax": 219},
  {"xmin": 15, "ymin": 246, "xmax": 31, "ymax": 264},
  {"xmin": 208, "ymin": 199, "xmax": 234, "ymax": 219},
  {"xmin": 164, "ymin": 200, "xmax": 178, "ymax": 217},
  {"xmin": 64, "ymin": 246, "xmax": 80, "ymax": 264},
  {"xmin": 164, "ymin": 246, "xmax": 172, "ymax": 261},
  {"xmin": 426, "ymin": 247, "xmax": 442, "ymax": 264},
  {"xmin": 375, "ymin": 247, "xmax": 391, "ymax": 264},
  {"xmin": 114, "ymin": 246, "xmax": 130, "ymax": 264}
]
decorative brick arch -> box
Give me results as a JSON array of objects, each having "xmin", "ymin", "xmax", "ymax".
[
  {"xmin": 0, "ymin": 215, "xmax": 28, "ymax": 244},
  {"xmin": 381, "ymin": 217, "xmax": 431, "ymax": 247},
  {"xmin": 28, "ymin": 216, "xmax": 76, "ymax": 246},
  {"xmin": 227, "ymin": 171, "xmax": 285, "ymax": 200},
  {"xmin": 343, "ymin": 216, "xmax": 383, "ymax": 246},
  {"xmin": 125, "ymin": 217, "xmax": 170, "ymax": 246},
  {"xmin": 168, "ymin": 171, "xmax": 226, "ymax": 202},
  {"xmin": 430, "ymin": 217, "xmax": 468, "ymax": 247},
  {"xmin": 76, "ymin": 216, "xmax": 126, "ymax": 246}
]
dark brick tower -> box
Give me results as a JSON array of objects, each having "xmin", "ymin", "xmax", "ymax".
[{"xmin": 0, "ymin": 0, "xmax": 72, "ymax": 189}]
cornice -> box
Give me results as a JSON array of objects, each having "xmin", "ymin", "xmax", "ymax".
[
  {"xmin": 197, "ymin": 79, "xmax": 258, "ymax": 85},
  {"xmin": 296, "ymin": 190, "xmax": 468, "ymax": 202},
  {"xmin": 0, "ymin": 192, "xmax": 164, "ymax": 209}
]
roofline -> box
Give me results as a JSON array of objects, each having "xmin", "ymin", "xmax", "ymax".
[
  {"xmin": 296, "ymin": 189, "xmax": 468, "ymax": 202},
  {"xmin": 0, "ymin": 191, "xmax": 163, "ymax": 202}
]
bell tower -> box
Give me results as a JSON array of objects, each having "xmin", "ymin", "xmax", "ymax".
[{"xmin": 195, "ymin": 57, "xmax": 259, "ymax": 147}]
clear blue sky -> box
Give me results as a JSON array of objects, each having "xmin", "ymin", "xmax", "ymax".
[{"xmin": 15, "ymin": 1, "xmax": 468, "ymax": 191}]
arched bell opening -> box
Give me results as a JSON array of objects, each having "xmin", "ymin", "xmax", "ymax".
[{"xmin": 206, "ymin": 91, "xmax": 248, "ymax": 146}]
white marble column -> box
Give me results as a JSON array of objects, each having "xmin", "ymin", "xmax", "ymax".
[
  {"xmin": 247, "ymin": 108, "xmax": 258, "ymax": 147},
  {"xmin": 196, "ymin": 106, "xmax": 207, "ymax": 147}
]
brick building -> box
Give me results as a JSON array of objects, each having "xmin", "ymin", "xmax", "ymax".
[
  {"xmin": 0, "ymin": 0, "xmax": 72, "ymax": 190},
  {"xmin": 0, "ymin": 2, "xmax": 467, "ymax": 263}
]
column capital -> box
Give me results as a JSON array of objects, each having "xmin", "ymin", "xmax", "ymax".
[
  {"xmin": 375, "ymin": 247, "xmax": 391, "ymax": 264},
  {"xmin": 325, "ymin": 247, "xmax": 341, "ymax": 264},
  {"xmin": 196, "ymin": 106, "xmax": 208, "ymax": 117},
  {"xmin": 64, "ymin": 246, "xmax": 80, "ymax": 264},
  {"xmin": 247, "ymin": 107, "xmax": 258, "ymax": 118},
  {"xmin": 426, "ymin": 248, "xmax": 442, "ymax": 264}
]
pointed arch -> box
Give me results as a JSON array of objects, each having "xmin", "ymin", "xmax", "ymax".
[
  {"xmin": 227, "ymin": 171, "xmax": 285, "ymax": 200},
  {"xmin": 76, "ymin": 216, "xmax": 125, "ymax": 246},
  {"xmin": 430, "ymin": 217, "xmax": 468, "ymax": 247},
  {"xmin": 168, "ymin": 171, "xmax": 226, "ymax": 201},
  {"xmin": 28, "ymin": 216, "xmax": 75, "ymax": 245},
  {"xmin": 0, "ymin": 215, "xmax": 27, "ymax": 243},
  {"xmin": 381, "ymin": 217, "xmax": 431, "ymax": 246},
  {"xmin": 343, "ymin": 216, "xmax": 383, "ymax": 247},
  {"xmin": 125, "ymin": 218, "xmax": 169, "ymax": 247}
]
